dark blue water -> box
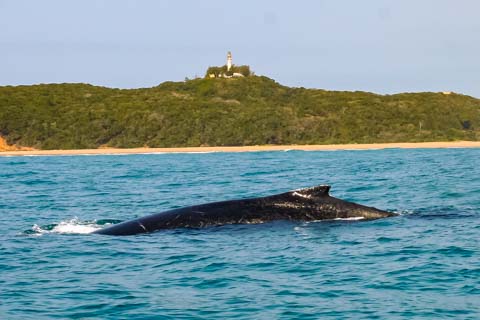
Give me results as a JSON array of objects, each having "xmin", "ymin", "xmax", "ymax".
[{"xmin": 1, "ymin": 149, "xmax": 479, "ymax": 319}]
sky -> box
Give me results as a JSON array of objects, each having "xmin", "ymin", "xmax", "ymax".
[{"xmin": 1, "ymin": 0, "xmax": 479, "ymax": 96}]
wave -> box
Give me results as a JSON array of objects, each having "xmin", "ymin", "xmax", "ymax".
[{"xmin": 24, "ymin": 217, "xmax": 122, "ymax": 236}]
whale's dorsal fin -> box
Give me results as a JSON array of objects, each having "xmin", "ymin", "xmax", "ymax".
[{"xmin": 291, "ymin": 185, "xmax": 331, "ymax": 198}]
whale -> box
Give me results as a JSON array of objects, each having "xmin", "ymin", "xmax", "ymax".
[{"xmin": 93, "ymin": 185, "xmax": 396, "ymax": 236}]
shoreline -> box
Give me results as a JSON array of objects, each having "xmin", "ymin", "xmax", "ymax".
[{"xmin": 1, "ymin": 141, "xmax": 480, "ymax": 156}]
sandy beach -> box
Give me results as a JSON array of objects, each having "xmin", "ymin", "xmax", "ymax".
[{"xmin": 1, "ymin": 141, "xmax": 480, "ymax": 156}]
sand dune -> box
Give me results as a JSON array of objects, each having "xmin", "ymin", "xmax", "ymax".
[{"xmin": 0, "ymin": 136, "xmax": 34, "ymax": 152}]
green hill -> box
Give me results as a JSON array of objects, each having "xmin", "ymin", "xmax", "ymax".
[{"xmin": 0, "ymin": 76, "xmax": 479, "ymax": 149}]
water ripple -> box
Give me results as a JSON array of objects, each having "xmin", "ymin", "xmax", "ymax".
[{"xmin": 1, "ymin": 148, "xmax": 479, "ymax": 319}]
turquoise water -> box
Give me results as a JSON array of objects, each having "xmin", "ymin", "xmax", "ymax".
[{"xmin": 1, "ymin": 149, "xmax": 479, "ymax": 319}]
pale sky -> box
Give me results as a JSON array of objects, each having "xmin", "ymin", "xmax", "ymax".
[{"xmin": 1, "ymin": 0, "xmax": 479, "ymax": 96}]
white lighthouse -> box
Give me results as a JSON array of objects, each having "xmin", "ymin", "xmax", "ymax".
[{"xmin": 227, "ymin": 51, "xmax": 232, "ymax": 71}]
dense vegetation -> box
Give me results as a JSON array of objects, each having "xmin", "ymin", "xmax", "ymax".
[
  {"xmin": 205, "ymin": 65, "xmax": 251, "ymax": 77},
  {"xmin": 0, "ymin": 76, "xmax": 479, "ymax": 149}
]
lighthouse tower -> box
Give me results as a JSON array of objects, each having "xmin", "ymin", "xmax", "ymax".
[{"xmin": 227, "ymin": 51, "xmax": 232, "ymax": 71}]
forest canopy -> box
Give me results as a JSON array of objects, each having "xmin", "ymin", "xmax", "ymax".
[{"xmin": 0, "ymin": 76, "xmax": 479, "ymax": 150}]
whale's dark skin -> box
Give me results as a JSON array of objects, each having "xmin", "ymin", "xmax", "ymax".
[{"xmin": 93, "ymin": 185, "xmax": 396, "ymax": 236}]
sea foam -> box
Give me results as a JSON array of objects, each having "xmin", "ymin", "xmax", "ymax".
[{"xmin": 29, "ymin": 218, "xmax": 105, "ymax": 235}]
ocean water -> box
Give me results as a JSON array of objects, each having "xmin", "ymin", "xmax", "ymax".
[{"xmin": 1, "ymin": 149, "xmax": 479, "ymax": 319}]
